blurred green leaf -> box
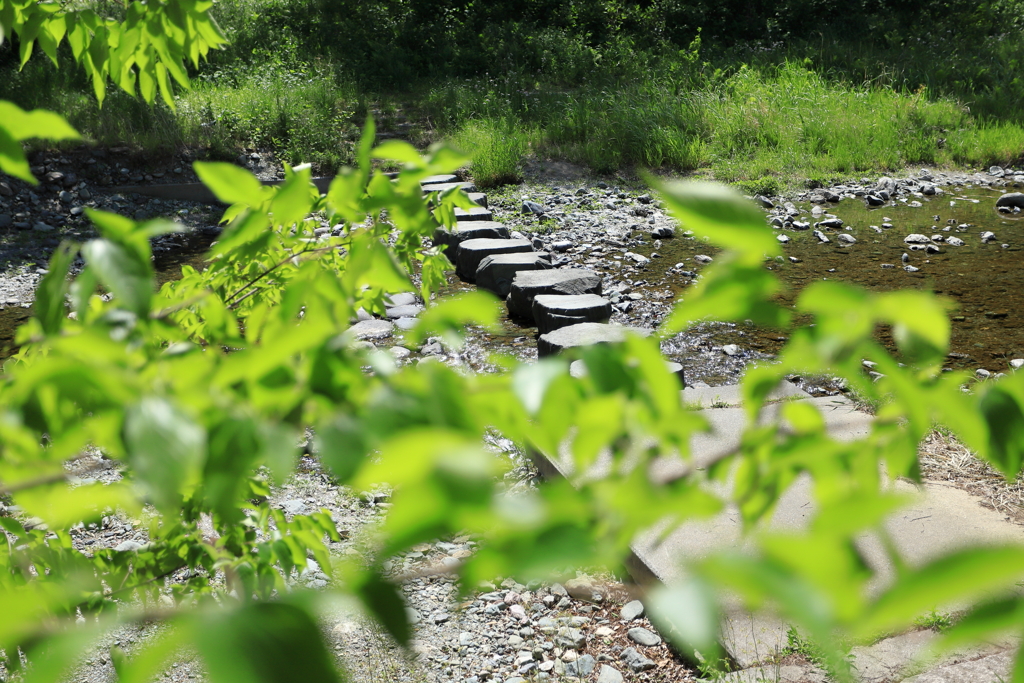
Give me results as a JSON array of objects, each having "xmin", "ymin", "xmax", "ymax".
[
  {"xmin": 192, "ymin": 602, "xmax": 342, "ymax": 683},
  {"xmin": 124, "ymin": 398, "xmax": 206, "ymax": 514},
  {"xmin": 195, "ymin": 162, "xmax": 265, "ymax": 206}
]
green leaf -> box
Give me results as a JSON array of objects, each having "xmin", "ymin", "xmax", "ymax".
[
  {"xmin": 192, "ymin": 603, "xmax": 341, "ymax": 683},
  {"xmin": 194, "ymin": 162, "xmax": 265, "ymax": 207},
  {"xmin": 124, "ymin": 398, "xmax": 206, "ymax": 514},
  {"xmin": 34, "ymin": 241, "xmax": 78, "ymax": 336},
  {"xmin": 407, "ymin": 291, "xmax": 500, "ymax": 348},
  {"xmin": 651, "ymin": 179, "xmax": 779, "ymax": 265},
  {"xmin": 513, "ymin": 359, "xmax": 569, "ymax": 416},
  {"xmin": 857, "ymin": 546, "xmax": 1024, "ymax": 638},
  {"xmin": 315, "ymin": 415, "xmax": 369, "ymax": 484},
  {"xmin": 979, "ymin": 384, "xmax": 1024, "ymax": 479},
  {"xmin": 372, "ymin": 140, "xmax": 423, "ymax": 166},
  {"xmin": 0, "ymin": 122, "xmax": 34, "ymax": 183},
  {"xmin": 81, "ymin": 238, "xmax": 153, "ymax": 317},
  {"xmin": 354, "ymin": 568, "xmax": 411, "ymax": 646},
  {"xmin": 647, "ymin": 579, "xmax": 721, "ymax": 660}
]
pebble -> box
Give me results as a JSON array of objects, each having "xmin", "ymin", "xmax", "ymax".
[
  {"xmin": 620, "ymin": 647, "xmax": 656, "ymax": 672},
  {"xmin": 621, "ymin": 600, "xmax": 644, "ymax": 621},
  {"xmin": 627, "ymin": 627, "xmax": 662, "ymax": 647}
]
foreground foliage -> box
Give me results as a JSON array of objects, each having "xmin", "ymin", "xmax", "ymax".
[{"xmin": 6, "ymin": 3, "xmax": 1024, "ymax": 683}]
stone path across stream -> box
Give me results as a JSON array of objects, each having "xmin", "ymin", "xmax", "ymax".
[{"xmin": 406, "ymin": 184, "xmax": 1024, "ymax": 682}]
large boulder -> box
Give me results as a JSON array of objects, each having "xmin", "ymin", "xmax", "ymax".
[
  {"xmin": 476, "ymin": 253, "xmax": 552, "ymax": 298},
  {"xmin": 996, "ymin": 192, "xmax": 1024, "ymax": 209},
  {"xmin": 533, "ymin": 294, "xmax": 612, "ymax": 334},
  {"xmin": 507, "ymin": 269, "xmax": 603, "ymax": 322},
  {"xmin": 455, "ymin": 238, "xmax": 533, "ymax": 282}
]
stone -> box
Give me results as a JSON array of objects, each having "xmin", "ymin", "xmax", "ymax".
[
  {"xmin": 621, "ymin": 600, "xmax": 645, "ymax": 621},
  {"xmin": 694, "ymin": 254, "xmax": 713, "ymax": 264},
  {"xmin": 506, "ymin": 269, "xmax": 603, "ymax": 322},
  {"xmin": 475, "ymin": 253, "xmax": 552, "ymax": 298},
  {"xmin": 817, "ymin": 218, "xmax": 843, "ymax": 229},
  {"xmin": 59, "ymin": 190, "xmax": 74, "ymax": 203},
  {"xmin": 1010, "ymin": 359, "xmax": 1024, "ymax": 370},
  {"xmin": 627, "ymin": 627, "xmax": 662, "ymax": 647},
  {"xmin": 385, "ymin": 292, "xmax": 417, "ymax": 307},
  {"xmin": 866, "ymin": 194, "xmax": 885, "ymax": 206},
  {"xmin": 385, "ymin": 304, "xmax": 423, "ymax": 319},
  {"xmin": 114, "ymin": 540, "xmax": 144, "ymax": 552},
  {"xmin": 904, "ymin": 234, "xmax": 931, "ymax": 243},
  {"xmin": 620, "ymin": 647, "xmax": 656, "ymax": 672},
  {"xmin": 571, "ymin": 360, "xmax": 684, "ymax": 386},
  {"xmin": 837, "ymin": 233, "xmax": 856, "ymax": 244},
  {"xmin": 996, "ymin": 192, "xmax": 1024, "ymax": 209},
  {"xmin": 0, "ymin": 214, "xmax": 11, "ymax": 228},
  {"xmin": 538, "ymin": 323, "xmax": 650, "ymax": 358},
  {"xmin": 420, "ymin": 181, "xmax": 476, "ymax": 194},
  {"xmin": 522, "ymin": 200, "xmax": 546, "ymax": 215},
  {"xmin": 813, "ymin": 230, "xmax": 829, "ymax": 243},
  {"xmin": 946, "ymin": 236, "xmax": 965, "ymax": 246},
  {"xmin": 564, "ymin": 576, "xmax": 605, "ymax": 602},
  {"xmin": 532, "ymin": 294, "xmax": 612, "ymax": 334},
  {"xmin": 345, "ymin": 319, "xmax": 394, "ymax": 340},
  {"xmin": 597, "ymin": 664, "xmax": 625, "ymax": 683},
  {"xmin": 0, "ymin": 182, "xmax": 12, "ymax": 197},
  {"xmin": 455, "ymin": 238, "xmax": 533, "ymax": 282},
  {"xmin": 982, "ymin": 231, "xmax": 997, "ymax": 242},
  {"xmin": 776, "ymin": 234, "xmax": 789, "ymax": 243},
  {"xmin": 651, "ymin": 225, "xmax": 674, "ymax": 239},
  {"xmin": 565, "ymin": 654, "xmax": 596, "ymax": 678},
  {"xmin": 419, "ymin": 174, "xmax": 458, "ymax": 186},
  {"xmin": 434, "ymin": 221, "xmax": 510, "ymax": 249},
  {"xmin": 454, "ymin": 206, "xmax": 493, "ymax": 222},
  {"xmin": 554, "ymin": 627, "xmax": 586, "ymax": 650},
  {"xmin": 552, "ymin": 240, "xmax": 573, "ymax": 252},
  {"xmin": 722, "ymin": 344, "xmax": 740, "ymax": 356},
  {"xmin": 33, "ymin": 222, "xmax": 55, "ymax": 232}
]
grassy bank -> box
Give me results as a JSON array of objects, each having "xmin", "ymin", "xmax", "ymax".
[{"xmin": 2, "ymin": 0, "xmax": 1023, "ymax": 188}]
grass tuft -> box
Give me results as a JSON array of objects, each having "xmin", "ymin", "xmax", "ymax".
[{"xmin": 448, "ymin": 118, "xmax": 532, "ymax": 188}]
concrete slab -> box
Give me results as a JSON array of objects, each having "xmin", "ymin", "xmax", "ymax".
[
  {"xmin": 536, "ymin": 323, "xmax": 651, "ymax": 358},
  {"xmin": 454, "ymin": 206, "xmax": 494, "ymax": 221},
  {"xmin": 570, "ymin": 359, "xmax": 685, "ymax": 387},
  {"xmin": 507, "ymin": 269, "xmax": 603, "ymax": 322},
  {"xmin": 434, "ymin": 221, "xmax": 509, "ymax": 249},
  {"xmin": 682, "ymin": 381, "xmax": 811, "ymax": 409},
  {"xmin": 455, "ymin": 238, "xmax": 533, "ymax": 282},
  {"xmin": 901, "ymin": 649, "xmax": 1014, "ymax": 683},
  {"xmin": 475, "ymin": 253, "xmax": 552, "ymax": 298},
  {"xmin": 712, "ymin": 662, "xmax": 827, "ymax": 682},
  {"xmin": 533, "ymin": 294, "xmax": 612, "ymax": 334}
]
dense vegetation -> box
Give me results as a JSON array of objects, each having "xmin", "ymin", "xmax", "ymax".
[{"xmin": 2, "ymin": 0, "xmax": 1024, "ymax": 185}]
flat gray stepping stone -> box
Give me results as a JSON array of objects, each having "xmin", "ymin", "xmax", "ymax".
[
  {"xmin": 420, "ymin": 174, "xmax": 458, "ymax": 186},
  {"xmin": 467, "ymin": 192, "xmax": 487, "ymax": 208},
  {"xmin": 476, "ymin": 253, "xmax": 552, "ymax": 298},
  {"xmin": 456, "ymin": 238, "xmax": 533, "ymax": 282},
  {"xmin": 533, "ymin": 294, "xmax": 612, "ymax": 334},
  {"xmin": 394, "ymin": 317, "xmax": 418, "ymax": 331},
  {"xmin": 385, "ymin": 304, "xmax": 423, "ymax": 319},
  {"xmin": 345, "ymin": 319, "xmax": 394, "ymax": 340},
  {"xmin": 421, "ymin": 181, "xmax": 477, "ymax": 194},
  {"xmin": 507, "ymin": 269, "xmax": 603, "ymax": 322},
  {"xmin": 434, "ymin": 221, "xmax": 509, "ymax": 249},
  {"xmin": 385, "ymin": 292, "xmax": 417, "ymax": 307},
  {"xmin": 570, "ymin": 359, "xmax": 684, "ymax": 386},
  {"xmin": 454, "ymin": 206, "xmax": 493, "ymax": 222},
  {"xmin": 537, "ymin": 322, "xmax": 650, "ymax": 358}
]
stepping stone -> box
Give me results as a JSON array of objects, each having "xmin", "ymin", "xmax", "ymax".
[
  {"xmin": 385, "ymin": 304, "xmax": 424, "ymax": 319},
  {"xmin": 345, "ymin": 319, "xmax": 394, "ymax": 340},
  {"xmin": 434, "ymin": 221, "xmax": 509, "ymax": 249},
  {"xmin": 533, "ymin": 294, "xmax": 612, "ymax": 334},
  {"xmin": 537, "ymin": 322, "xmax": 650, "ymax": 358},
  {"xmin": 476, "ymin": 253, "xmax": 552, "ymax": 298},
  {"xmin": 425, "ymin": 191, "xmax": 487, "ymax": 208},
  {"xmin": 421, "ymin": 181, "xmax": 477, "ymax": 194},
  {"xmin": 456, "ymin": 238, "xmax": 533, "ymax": 282},
  {"xmin": 454, "ymin": 206, "xmax": 493, "ymax": 221},
  {"xmin": 420, "ymin": 174, "xmax": 458, "ymax": 186},
  {"xmin": 385, "ymin": 292, "xmax": 418, "ymax": 307},
  {"xmin": 570, "ymin": 359, "xmax": 685, "ymax": 387},
  {"xmin": 507, "ymin": 269, "xmax": 603, "ymax": 322}
]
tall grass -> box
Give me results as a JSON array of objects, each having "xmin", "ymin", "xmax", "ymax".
[
  {"xmin": 436, "ymin": 61, "xmax": 1024, "ymax": 188},
  {"xmin": 448, "ymin": 119, "xmax": 533, "ymax": 188}
]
